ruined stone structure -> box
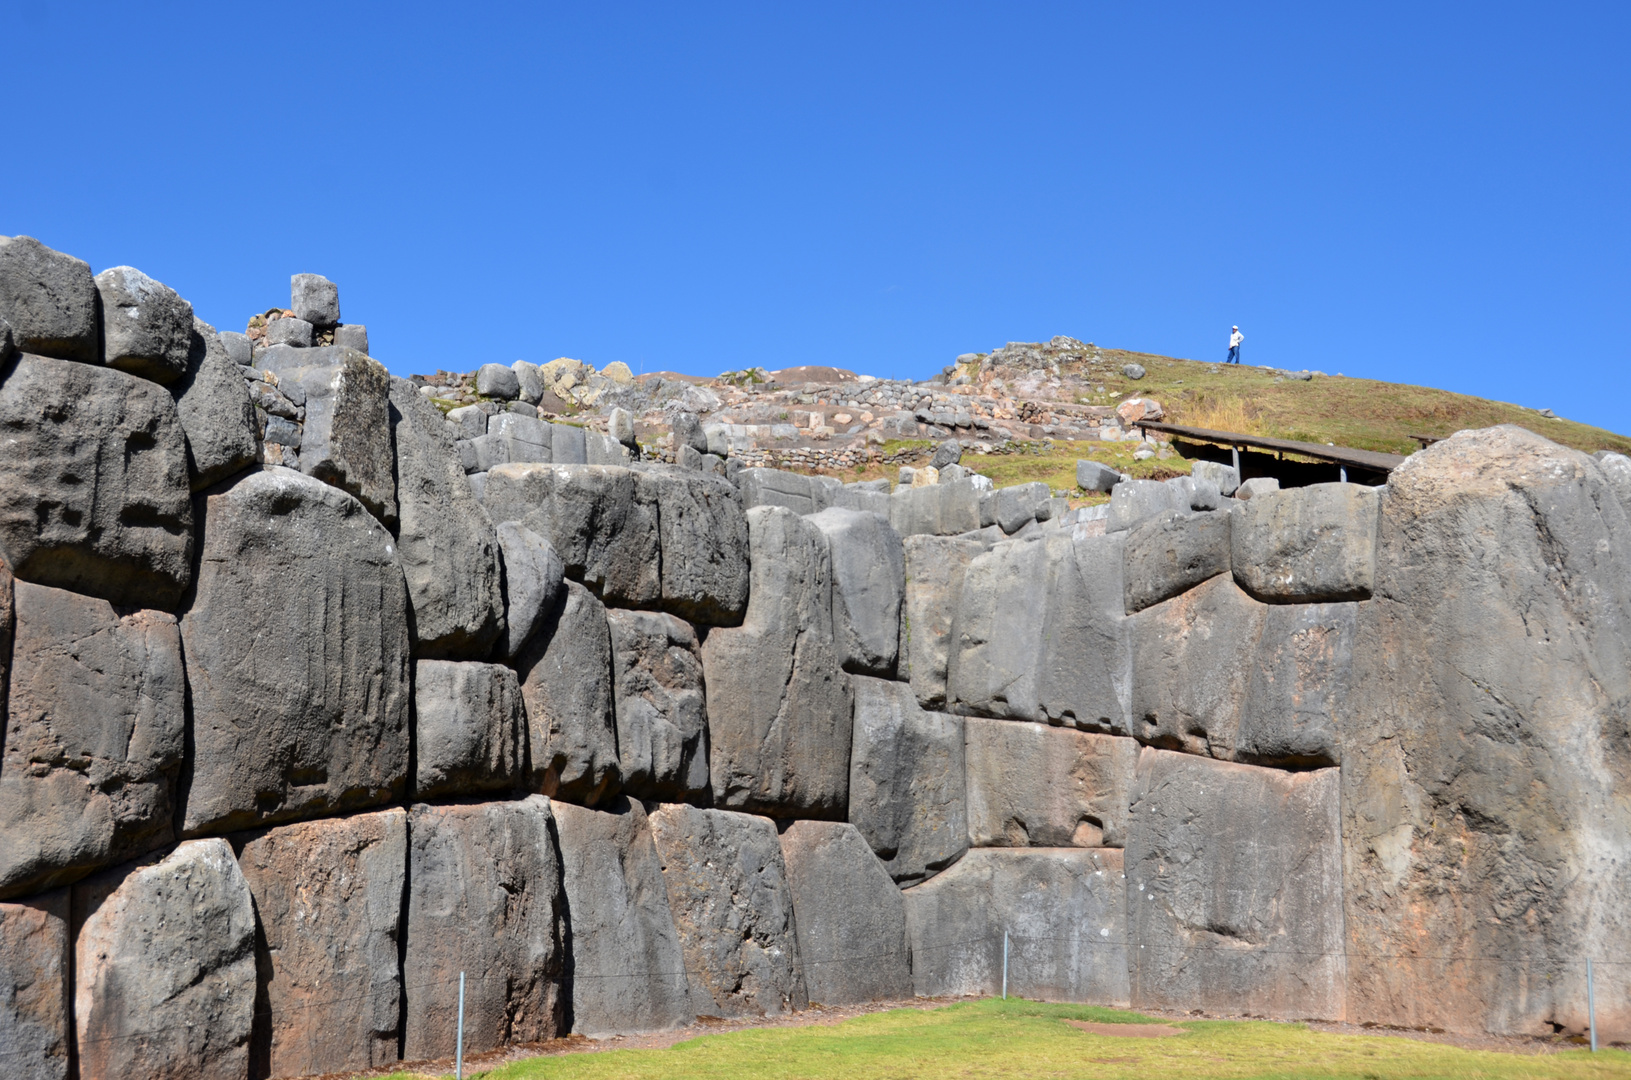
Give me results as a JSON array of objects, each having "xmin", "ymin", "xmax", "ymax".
[{"xmin": 1, "ymin": 236, "xmax": 1628, "ymax": 1079}]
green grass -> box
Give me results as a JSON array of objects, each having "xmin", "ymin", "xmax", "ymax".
[{"xmin": 373, "ymin": 998, "xmax": 1631, "ymax": 1080}]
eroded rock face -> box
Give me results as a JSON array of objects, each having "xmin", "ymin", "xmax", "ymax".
[
  {"xmin": 413, "ymin": 661, "xmax": 526, "ymax": 799},
  {"xmin": 964, "ymin": 719, "xmax": 1138, "ymax": 849},
  {"xmin": 285, "ymin": 352, "xmax": 399, "ymax": 527},
  {"xmin": 900, "ymin": 535, "xmax": 982, "ymax": 709},
  {"xmin": 0, "ymin": 889, "xmax": 70, "ymax": 1080},
  {"xmin": 0, "ymin": 582, "xmax": 185, "ymax": 899},
  {"xmin": 702, "ymin": 507, "xmax": 852, "ymax": 819},
  {"xmin": 1126, "ymin": 749, "xmax": 1346, "ymax": 1021},
  {"xmin": 779, "ymin": 821, "xmax": 912, "ymax": 1005},
  {"xmin": 807, "ymin": 507, "xmax": 905, "ymax": 678},
  {"xmin": 607, "ymin": 610, "xmax": 710, "ymax": 803},
  {"xmin": 94, "ymin": 267, "xmax": 194, "ymax": 385},
  {"xmin": 0, "ymin": 353, "xmax": 193, "ymax": 609},
  {"xmin": 847, "ymin": 676, "xmax": 967, "ymax": 886},
  {"xmin": 553, "ymin": 798, "xmax": 700, "ymax": 1035},
  {"xmin": 181, "ymin": 469, "xmax": 410, "ymax": 835},
  {"xmin": 642, "ymin": 466, "xmax": 751, "ymax": 626},
  {"xmin": 233, "ymin": 809, "xmax": 406, "ymax": 1078},
  {"xmin": 1343, "ymin": 426, "xmax": 1631, "ymax": 1040},
  {"xmin": 1231, "ymin": 482, "xmax": 1378, "ymax": 603},
  {"xmin": 172, "ymin": 320, "xmax": 257, "ymax": 491},
  {"xmin": 946, "ymin": 539, "xmax": 1047, "ymax": 722},
  {"xmin": 0, "ymin": 237, "xmax": 99, "ymax": 364},
  {"xmin": 403, "ymin": 798, "xmax": 564, "ymax": 1059},
  {"xmin": 516, "ymin": 581, "xmax": 620, "ymax": 806},
  {"xmin": 73, "ymin": 840, "xmax": 257, "ymax": 1080},
  {"xmin": 647, "ymin": 804, "xmax": 808, "ymax": 1017}
]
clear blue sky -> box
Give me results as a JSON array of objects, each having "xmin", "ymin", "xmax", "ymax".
[{"xmin": 6, "ymin": 4, "xmax": 1628, "ymax": 430}]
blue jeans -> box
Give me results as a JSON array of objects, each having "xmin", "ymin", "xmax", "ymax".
[{"xmin": 1226, "ymin": 345, "xmax": 1239, "ymax": 364}]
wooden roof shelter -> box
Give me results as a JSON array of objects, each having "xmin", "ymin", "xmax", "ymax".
[{"xmin": 1133, "ymin": 420, "xmax": 1409, "ymax": 476}]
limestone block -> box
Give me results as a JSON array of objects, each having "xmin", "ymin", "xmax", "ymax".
[
  {"xmin": 233, "ymin": 809, "xmax": 405, "ymax": 1077},
  {"xmin": 847, "ymin": 676, "xmax": 967, "ymax": 885},
  {"xmin": 702, "ymin": 507, "xmax": 852, "ymax": 818},
  {"xmin": 413, "ymin": 660, "xmax": 526, "ymax": 798},
  {"xmin": 181, "ymin": 469, "xmax": 410, "ymax": 835},
  {"xmin": 1105, "ymin": 478, "xmax": 1184, "ymax": 533},
  {"xmin": 903, "ymin": 847, "xmax": 1127, "ymax": 1004},
  {"xmin": 495, "ymin": 521, "xmax": 565, "ymax": 659},
  {"xmin": 736, "ymin": 466, "xmax": 831, "ymax": 515},
  {"xmin": 290, "ymin": 273, "xmax": 340, "ymax": 328},
  {"xmin": 73, "ymin": 840, "xmax": 257, "ymax": 1080},
  {"xmin": 607, "ymin": 610, "xmax": 710, "ymax": 803},
  {"xmin": 901, "ymin": 534, "xmax": 982, "ymax": 709},
  {"xmin": 1123, "ymin": 508, "xmax": 1231, "ymax": 613},
  {"xmin": 808, "ymin": 507, "xmax": 904, "ymax": 677},
  {"xmin": 648, "ymin": 804, "xmax": 808, "ymax": 1017},
  {"xmin": 642, "ymin": 466, "xmax": 751, "ymax": 625},
  {"xmin": 483, "ymin": 463, "xmax": 661, "ymax": 607},
  {"xmin": 946, "ymin": 539, "xmax": 1047, "ymax": 721},
  {"xmin": 779, "ymin": 821, "xmax": 912, "ymax": 1004},
  {"xmin": 1231, "ymin": 482, "xmax": 1378, "ymax": 602},
  {"xmin": 477, "ymin": 362, "xmax": 520, "ymax": 399},
  {"xmin": 1126, "ymin": 750, "xmax": 1345, "ymax": 1020},
  {"xmin": 173, "ymin": 320, "xmax": 257, "ymax": 490},
  {"xmin": 516, "ymin": 581, "xmax": 620, "ymax": 805},
  {"xmin": 0, "ymin": 353, "xmax": 193, "ymax": 609},
  {"xmin": 0, "ymin": 236, "xmax": 99, "ymax": 364},
  {"xmin": 553, "ymin": 798, "xmax": 700, "ymax": 1034},
  {"xmin": 0, "ymin": 889, "xmax": 70, "ymax": 1080},
  {"xmin": 284, "ymin": 351, "xmax": 398, "ymax": 527},
  {"xmin": 1037, "ymin": 531, "xmax": 1134, "ymax": 733},
  {"xmin": 403, "ymin": 798, "xmax": 564, "ymax": 1059},
  {"xmin": 94, "ymin": 266, "xmax": 193, "ymax": 384},
  {"xmin": 964, "ymin": 718, "xmax": 1139, "ymax": 849}
]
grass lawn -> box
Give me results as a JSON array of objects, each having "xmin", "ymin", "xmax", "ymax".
[{"xmin": 373, "ymin": 998, "xmax": 1631, "ymax": 1080}]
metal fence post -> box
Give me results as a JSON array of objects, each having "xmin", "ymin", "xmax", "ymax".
[
  {"xmin": 1588, "ymin": 958, "xmax": 1597, "ymax": 1052},
  {"xmin": 456, "ymin": 971, "xmax": 467, "ymax": 1079},
  {"xmin": 1002, "ymin": 931, "xmax": 1009, "ymax": 1000}
]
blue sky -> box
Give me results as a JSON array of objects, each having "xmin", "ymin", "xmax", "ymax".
[{"xmin": 6, "ymin": 3, "xmax": 1628, "ymax": 430}]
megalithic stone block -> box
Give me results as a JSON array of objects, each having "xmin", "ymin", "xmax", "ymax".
[
  {"xmin": 0, "ymin": 888, "xmax": 70, "ymax": 1080},
  {"xmin": 94, "ymin": 266, "xmax": 194, "ymax": 385},
  {"xmin": 607, "ymin": 609, "xmax": 710, "ymax": 803},
  {"xmin": 516, "ymin": 580, "xmax": 620, "ymax": 806},
  {"xmin": 807, "ymin": 507, "xmax": 905, "ymax": 678},
  {"xmin": 641, "ymin": 466, "xmax": 751, "ymax": 626},
  {"xmin": 1122, "ymin": 508, "xmax": 1231, "ymax": 613},
  {"xmin": 173, "ymin": 319, "xmax": 258, "ymax": 491},
  {"xmin": 964, "ymin": 718, "xmax": 1139, "ymax": 849},
  {"xmin": 284, "ymin": 351, "xmax": 399, "ymax": 527},
  {"xmin": 0, "ymin": 236, "xmax": 99, "ymax": 364},
  {"xmin": 412, "ymin": 660, "xmax": 526, "ymax": 798},
  {"xmin": 494, "ymin": 520, "xmax": 565, "ymax": 659},
  {"xmin": 1230, "ymin": 482, "xmax": 1378, "ymax": 603},
  {"xmin": 900, "ymin": 534, "xmax": 983, "ymax": 709},
  {"xmin": 1037, "ymin": 530, "xmax": 1133, "ymax": 733},
  {"xmin": 946, "ymin": 538, "xmax": 1047, "ymax": 722}
]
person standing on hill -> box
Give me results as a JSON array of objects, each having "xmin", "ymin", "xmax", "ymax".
[{"xmin": 1226, "ymin": 325, "xmax": 1244, "ymax": 364}]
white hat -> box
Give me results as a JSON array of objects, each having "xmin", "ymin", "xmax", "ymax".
[{"xmin": 1232, "ymin": 325, "xmax": 1238, "ymax": 329}]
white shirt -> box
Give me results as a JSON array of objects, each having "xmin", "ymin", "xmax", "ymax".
[{"xmin": 1229, "ymin": 330, "xmax": 1244, "ymax": 348}]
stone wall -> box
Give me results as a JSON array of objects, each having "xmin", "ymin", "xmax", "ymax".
[{"xmin": 2, "ymin": 236, "xmax": 1629, "ymax": 1078}]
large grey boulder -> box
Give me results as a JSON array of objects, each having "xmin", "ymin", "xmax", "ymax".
[
  {"xmin": 808, "ymin": 507, "xmax": 904, "ymax": 677},
  {"xmin": 513, "ymin": 360, "xmax": 544, "ymax": 404},
  {"xmin": 0, "ymin": 889, "xmax": 70, "ymax": 1080},
  {"xmin": 483, "ymin": 464, "xmax": 661, "ymax": 607},
  {"xmin": 0, "ymin": 353, "xmax": 193, "ymax": 609},
  {"xmin": 1122, "ymin": 508, "xmax": 1231, "ymax": 613},
  {"xmin": 1235, "ymin": 475, "xmax": 1280, "ymax": 500},
  {"xmin": 334, "ymin": 323, "xmax": 369, "ymax": 352},
  {"xmin": 0, "ymin": 583, "xmax": 185, "ymax": 900},
  {"xmin": 73, "ymin": 840, "xmax": 256, "ymax": 1080},
  {"xmin": 1592, "ymin": 450, "xmax": 1631, "ymax": 515},
  {"xmin": 494, "ymin": 521, "xmax": 565, "ymax": 659},
  {"xmin": 735, "ymin": 467, "xmax": 832, "ymax": 515},
  {"xmin": 477, "ymin": 362, "xmax": 521, "ymax": 400},
  {"xmin": 553, "ymin": 798, "xmax": 700, "ymax": 1034},
  {"xmin": 0, "ymin": 237, "xmax": 99, "ymax": 364},
  {"xmin": 1036, "ymin": 530, "xmax": 1134, "ymax": 733},
  {"xmin": 900, "ymin": 534, "xmax": 983, "ymax": 709},
  {"xmin": 1231, "ymin": 482, "xmax": 1378, "ymax": 602},
  {"xmin": 94, "ymin": 266, "xmax": 193, "ymax": 384},
  {"xmin": 964, "ymin": 718, "xmax": 1139, "ymax": 849},
  {"xmin": 642, "ymin": 466, "xmax": 751, "ymax": 625},
  {"xmin": 1076, "ymin": 458, "xmax": 1121, "ymax": 493},
  {"xmin": 702, "ymin": 507, "xmax": 852, "ymax": 818},
  {"xmin": 847, "ymin": 676, "xmax": 966, "ymax": 885},
  {"xmin": 389, "ymin": 377, "xmax": 505, "ymax": 658},
  {"xmin": 284, "ymin": 350, "xmax": 398, "ymax": 527},
  {"xmin": 173, "ymin": 320, "xmax": 257, "ymax": 490},
  {"xmin": 233, "ymin": 809, "xmax": 406, "ymax": 1077},
  {"xmin": 903, "ymin": 847, "xmax": 1127, "ymax": 1004},
  {"xmin": 290, "ymin": 273, "xmax": 340, "ymax": 328},
  {"xmin": 607, "ymin": 610, "xmax": 710, "ymax": 803},
  {"xmin": 671, "ymin": 411, "xmax": 708, "ymax": 453},
  {"xmin": 889, "ymin": 477, "xmax": 984, "ymax": 537},
  {"xmin": 403, "ymin": 798, "xmax": 564, "ymax": 1059},
  {"xmin": 1127, "ymin": 750, "xmax": 1345, "ymax": 1020},
  {"xmin": 487, "ymin": 411, "xmax": 554, "ymax": 463},
  {"xmin": 779, "ymin": 821, "xmax": 912, "ymax": 1004},
  {"xmin": 413, "ymin": 661, "xmax": 526, "ymax": 798},
  {"xmin": 648, "ymin": 804, "xmax": 808, "ymax": 1017},
  {"xmin": 516, "ymin": 581, "xmax": 620, "ymax": 805},
  {"xmin": 1105, "ymin": 478, "xmax": 1184, "ymax": 533},
  {"xmin": 946, "ymin": 539, "xmax": 1047, "ymax": 722},
  {"xmin": 180, "ymin": 469, "xmax": 410, "ymax": 834},
  {"xmin": 994, "ymin": 481, "xmax": 1050, "ymax": 534},
  {"xmin": 1191, "ymin": 458, "xmax": 1241, "ymax": 496}
]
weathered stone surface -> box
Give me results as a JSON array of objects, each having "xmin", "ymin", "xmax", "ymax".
[
  {"xmin": 0, "ymin": 554, "xmax": 9, "ymax": 748},
  {"xmin": 495, "ymin": 521, "xmax": 565, "ymax": 659},
  {"xmin": 0, "ymin": 889, "xmax": 70, "ymax": 1080},
  {"xmin": 477, "ymin": 362, "xmax": 520, "ymax": 399},
  {"xmin": 1123, "ymin": 508, "xmax": 1231, "ymax": 613},
  {"xmin": 551, "ymin": 421, "xmax": 588, "ymax": 464},
  {"xmin": 900, "ymin": 534, "xmax": 982, "ymax": 709},
  {"xmin": 779, "ymin": 821, "xmax": 911, "ymax": 1004},
  {"xmin": 889, "ymin": 477, "xmax": 983, "ymax": 537},
  {"xmin": 608, "ymin": 405, "xmax": 636, "ymax": 447},
  {"xmin": 174, "ymin": 320, "xmax": 257, "ymax": 490},
  {"xmin": 403, "ymin": 798, "xmax": 564, "ymax": 1059},
  {"xmin": 1231, "ymin": 482, "xmax": 1378, "ymax": 602},
  {"xmin": 1235, "ymin": 476, "xmax": 1279, "ymax": 500},
  {"xmin": 0, "ymin": 353, "xmax": 193, "ymax": 608},
  {"xmin": 513, "ymin": 360, "xmax": 544, "ymax": 404},
  {"xmin": 736, "ymin": 467, "xmax": 832, "ymax": 515},
  {"xmin": 516, "ymin": 581, "xmax": 620, "ymax": 805},
  {"xmin": 1126, "ymin": 750, "xmax": 1345, "ymax": 1020},
  {"xmin": 181, "ymin": 469, "xmax": 410, "ymax": 834},
  {"xmin": 0, "ymin": 237, "xmax": 98, "ymax": 364},
  {"xmin": 1037, "ymin": 531, "xmax": 1134, "ymax": 733},
  {"xmin": 265, "ymin": 315, "xmax": 313, "ymax": 348},
  {"xmin": 333, "ymin": 323, "xmax": 369, "ymax": 352},
  {"xmin": 642, "ymin": 466, "xmax": 751, "ymax": 625},
  {"xmin": 233, "ymin": 809, "xmax": 405, "ymax": 1078},
  {"xmin": 1077, "ymin": 458, "xmax": 1122, "ymax": 493},
  {"xmin": 965, "ymin": 719, "xmax": 1139, "ymax": 849},
  {"xmin": 1592, "ymin": 451, "xmax": 1631, "ymax": 515},
  {"xmin": 483, "ymin": 464, "xmax": 661, "ymax": 607},
  {"xmin": 487, "ymin": 411, "xmax": 554, "ymax": 463},
  {"xmin": 1343, "ymin": 426, "xmax": 1631, "ymax": 1039},
  {"xmin": 94, "ymin": 266, "xmax": 193, "ymax": 384},
  {"xmin": 389, "ymin": 377, "xmax": 505, "ymax": 658},
  {"xmin": 648, "ymin": 804, "xmax": 808, "ymax": 1017},
  {"xmin": 413, "ymin": 661, "xmax": 525, "ymax": 798},
  {"xmin": 607, "ymin": 610, "xmax": 710, "ymax": 803},
  {"xmin": 553, "ymin": 799, "xmax": 700, "ymax": 1034},
  {"xmin": 903, "ymin": 847, "xmax": 1128, "ymax": 1004},
  {"xmin": 290, "ymin": 273, "xmax": 340, "ymax": 328},
  {"xmin": 587, "ymin": 431, "xmax": 633, "ymax": 466},
  {"xmin": 1191, "ymin": 458, "xmax": 1240, "ymax": 496},
  {"xmin": 994, "ymin": 481, "xmax": 1049, "ymax": 535},
  {"xmin": 1105, "ymin": 478, "xmax": 1184, "ymax": 533},
  {"xmin": 946, "ymin": 539, "xmax": 1047, "ymax": 721},
  {"xmin": 74, "ymin": 840, "xmax": 257, "ymax": 1080},
  {"xmin": 285, "ymin": 351, "xmax": 398, "ymax": 526},
  {"xmin": 808, "ymin": 507, "xmax": 904, "ymax": 677},
  {"xmin": 0, "ymin": 583, "xmax": 185, "ymax": 899},
  {"xmin": 702, "ymin": 507, "xmax": 852, "ymax": 818}
]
